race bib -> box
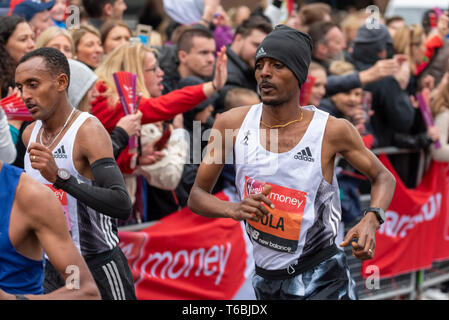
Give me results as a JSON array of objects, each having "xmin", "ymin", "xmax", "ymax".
[
  {"xmin": 244, "ymin": 176, "xmax": 307, "ymax": 253},
  {"xmin": 45, "ymin": 184, "xmax": 71, "ymax": 231}
]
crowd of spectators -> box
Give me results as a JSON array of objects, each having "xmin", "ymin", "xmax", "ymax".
[{"xmin": 1, "ymin": 0, "xmax": 449, "ymax": 231}]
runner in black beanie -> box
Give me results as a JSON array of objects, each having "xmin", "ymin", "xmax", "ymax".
[{"xmin": 254, "ymin": 24, "xmax": 313, "ymax": 87}]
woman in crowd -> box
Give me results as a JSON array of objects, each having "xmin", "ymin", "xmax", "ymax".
[
  {"xmin": 430, "ymin": 74, "xmax": 449, "ymax": 162},
  {"xmin": 70, "ymin": 24, "xmax": 104, "ymax": 69},
  {"xmin": 92, "ymin": 42, "xmax": 227, "ymax": 173},
  {"xmin": 100, "ymin": 20, "xmax": 132, "ymax": 55},
  {"xmin": 306, "ymin": 62, "xmax": 327, "ymax": 107},
  {"xmin": 0, "ymin": 15, "xmax": 35, "ymax": 98},
  {"xmin": 0, "ymin": 15, "xmax": 35, "ymax": 168},
  {"xmin": 35, "ymin": 26, "xmax": 74, "ymax": 59}
]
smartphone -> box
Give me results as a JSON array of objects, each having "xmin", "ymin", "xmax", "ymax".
[
  {"xmin": 154, "ymin": 125, "xmax": 171, "ymax": 151},
  {"xmin": 136, "ymin": 24, "xmax": 152, "ymax": 47}
]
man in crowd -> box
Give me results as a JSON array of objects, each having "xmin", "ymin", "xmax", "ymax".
[{"xmin": 82, "ymin": 0, "xmax": 127, "ymax": 30}]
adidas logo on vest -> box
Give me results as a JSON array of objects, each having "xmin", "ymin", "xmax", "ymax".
[
  {"xmin": 53, "ymin": 145, "xmax": 68, "ymax": 159},
  {"xmin": 294, "ymin": 147, "xmax": 314, "ymax": 162}
]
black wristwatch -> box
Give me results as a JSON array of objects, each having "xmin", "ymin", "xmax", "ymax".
[
  {"xmin": 364, "ymin": 207, "xmax": 386, "ymax": 225},
  {"xmin": 53, "ymin": 168, "xmax": 71, "ymax": 189}
]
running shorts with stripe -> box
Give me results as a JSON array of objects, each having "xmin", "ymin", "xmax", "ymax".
[{"xmin": 44, "ymin": 246, "xmax": 136, "ymax": 300}]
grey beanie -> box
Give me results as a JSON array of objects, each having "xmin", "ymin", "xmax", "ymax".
[
  {"xmin": 254, "ymin": 24, "xmax": 312, "ymax": 87},
  {"xmin": 68, "ymin": 59, "xmax": 98, "ymax": 108},
  {"xmin": 354, "ymin": 24, "xmax": 393, "ymax": 52}
]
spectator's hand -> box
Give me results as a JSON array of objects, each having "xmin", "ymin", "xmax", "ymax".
[
  {"xmin": 393, "ymin": 54, "xmax": 411, "ymax": 90},
  {"xmin": 116, "ymin": 112, "xmax": 142, "ymax": 137},
  {"xmin": 420, "ymin": 74, "xmax": 435, "ymax": 91},
  {"xmin": 138, "ymin": 142, "xmax": 165, "ymax": 166},
  {"xmin": 359, "ymin": 59, "xmax": 398, "ymax": 85},
  {"xmin": 428, "ymin": 125, "xmax": 441, "ymax": 142},
  {"xmin": 172, "ymin": 114, "xmax": 184, "ymax": 130},
  {"xmin": 409, "ymin": 95, "xmax": 419, "ymax": 109},
  {"xmin": 6, "ymin": 86, "xmax": 20, "ymax": 98},
  {"xmin": 351, "ymin": 107, "xmax": 367, "ymax": 135},
  {"xmin": 202, "ymin": 0, "xmax": 221, "ymax": 25},
  {"xmin": 213, "ymin": 5, "xmax": 229, "ymax": 27},
  {"xmin": 212, "ymin": 46, "xmax": 228, "ymax": 90}
]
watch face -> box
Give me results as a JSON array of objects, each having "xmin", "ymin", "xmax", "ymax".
[{"xmin": 58, "ymin": 169, "xmax": 70, "ymax": 180}]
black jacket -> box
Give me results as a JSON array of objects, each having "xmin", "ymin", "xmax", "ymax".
[{"xmin": 214, "ymin": 45, "xmax": 258, "ymax": 114}]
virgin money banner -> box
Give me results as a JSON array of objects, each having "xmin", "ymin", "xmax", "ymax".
[
  {"xmin": 362, "ymin": 155, "xmax": 449, "ymax": 279},
  {"xmin": 118, "ymin": 191, "xmax": 255, "ymax": 300}
]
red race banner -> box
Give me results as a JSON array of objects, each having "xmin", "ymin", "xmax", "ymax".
[
  {"xmin": 118, "ymin": 191, "xmax": 255, "ymax": 300},
  {"xmin": 362, "ymin": 154, "xmax": 449, "ymax": 279}
]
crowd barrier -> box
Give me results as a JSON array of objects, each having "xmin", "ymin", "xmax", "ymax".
[{"xmin": 118, "ymin": 147, "xmax": 449, "ymax": 300}]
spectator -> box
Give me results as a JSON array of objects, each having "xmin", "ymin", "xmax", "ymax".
[
  {"xmin": 12, "ymin": 0, "xmax": 55, "ymax": 38},
  {"xmin": 227, "ymin": 5, "xmax": 251, "ymax": 30},
  {"xmin": 340, "ymin": 11, "xmax": 368, "ymax": 53},
  {"xmin": 224, "ymin": 87, "xmax": 260, "ymax": 111},
  {"xmin": 92, "ymin": 43, "xmax": 227, "ymax": 174},
  {"xmin": 350, "ymin": 23, "xmax": 415, "ymax": 148},
  {"xmin": 68, "ymin": 58, "xmax": 141, "ymax": 160},
  {"xmin": 35, "ymin": 26, "xmax": 74, "ymax": 59},
  {"xmin": 308, "ymin": 21, "xmax": 346, "ymax": 71},
  {"xmin": 0, "ymin": 15, "xmax": 34, "ymax": 97},
  {"xmin": 386, "ymin": 15, "xmax": 406, "ymax": 38},
  {"xmin": 100, "ymin": 19, "xmax": 131, "ymax": 55},
  {"xmin": 431, "ymin": 74, "xmax": 449, "ymax": 162},
  {"xmin": 138, "ymin": 0, "xmax": 167, "ymax": 31},
  {"xmin": 215, "ymin": 15, "xmax": 273, "ymax": 114},
  {"xmin": 70, "ymin": 24, "xmax": 104, "ymax": 69},
  {"xmin": 49, "ymin": 0, "xmax": 67, "ymax": 29},
  {"xmin": 161, "ymin": 26, "xmax": 216, "ymax": 93},
  {"xmin": 306, "ymin": 62, "xmax": 327, "ymax": 107},
  {"xmin": 0, "ymin": 15, "xmax": 35, "ymax": 168},
  {"xmin": 82, "ymin": 0, "xmax": 127, "ymax": 30},
  {"xmin": 0, "ymin": 108, "xmax": 16, "ymax": 164},
  {"xmin": 298, "ymin": 2, "xmax": 332, "ymax": 32}
]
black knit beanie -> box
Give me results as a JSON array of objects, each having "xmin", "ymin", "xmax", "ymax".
[{"xmin": 254, "ymin": 24, "xmax": 312, "ymax": 87}]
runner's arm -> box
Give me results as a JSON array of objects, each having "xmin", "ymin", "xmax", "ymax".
[
  {"xmin": 1, "ymin": 175, "xmax": 100, "ymax": 300},
  {"xmin": 188, "ymin": 109, "xmax": 274, "ymax": 222}
]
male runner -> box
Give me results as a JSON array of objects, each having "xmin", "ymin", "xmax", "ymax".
[
  {"xmin": 188, "ymin": 25, "xmax": 396, "ymax": 300},
  {"xmin": 0, "ymin": 159, "xmax": 100, "ymax": 300},
  {"xmin": 16, "ymin": 47, "xmax": 135, "ymax": 300}
]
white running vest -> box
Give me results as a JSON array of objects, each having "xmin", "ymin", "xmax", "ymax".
[
  {"xmin": 234, "ymin": 103, "xmax": 342, "ymax": 270},
  {"xmin": 24, "ymin": 112, "xmax": 120, "ymax": 256}
]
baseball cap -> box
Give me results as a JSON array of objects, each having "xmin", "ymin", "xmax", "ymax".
[{"xmin": 12, "ymin": 0, "xmax": 55, "ymax": 22}]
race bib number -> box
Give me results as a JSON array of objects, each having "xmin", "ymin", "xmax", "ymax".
[
  {"xmin": 45, "ymin": 184, "xmax": 71, "ymax": 231},
  {"xmin": 244, "ymin": 176, "xmax": 307, "ymax": 253}
]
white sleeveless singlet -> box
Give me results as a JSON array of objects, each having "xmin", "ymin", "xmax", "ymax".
[
  {"xmin": 24, "ymin": 112, "xmax": 119, "ymax": 256},
  {"xmin": 234, "ymin": 103, "xmax": 342, "ymax": 270}
]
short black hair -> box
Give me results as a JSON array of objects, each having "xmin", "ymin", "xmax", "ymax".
[
  {"xmin": 82, "ymin": 0, "xmax": 115, "ymax": 18},
  {"xmin": 18, "ymin": 47, "xmax": 70, "ymax": 86},
  {"xmin": 234, "ymin": 15, "xmax": 273, "ymax": 40}
]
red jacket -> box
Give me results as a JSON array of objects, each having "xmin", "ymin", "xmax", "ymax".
[{"xmin": 91, "ymin": 81, "xmax": 207, "ymax": 173}]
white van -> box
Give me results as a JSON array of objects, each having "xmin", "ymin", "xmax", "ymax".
[{"xmin": 384, "ymin": 0, "xmax": 449, "ymax": 24}]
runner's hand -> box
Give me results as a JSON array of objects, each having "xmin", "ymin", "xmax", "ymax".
[
  {"xmin": 227, "ymin": 185, "xmax": 275, "ymax": 222},
  {"xmin": 339, "ymin": 212, "xmax": 380, "ymax": 260},
  {"xmin": 28, "ymin": 142, "xmax": 59, "ymax": 183}
]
